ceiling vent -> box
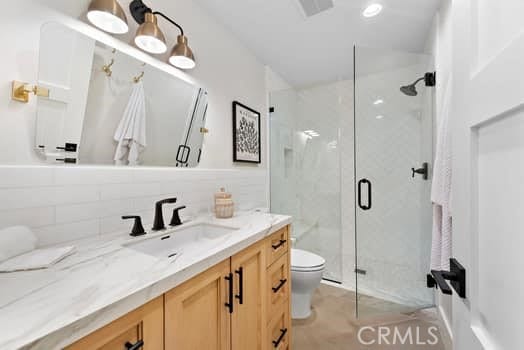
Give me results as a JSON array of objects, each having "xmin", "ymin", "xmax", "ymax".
[{"xmin": 296, "ymin": 0, "xmax": 334, "ymax": 17}]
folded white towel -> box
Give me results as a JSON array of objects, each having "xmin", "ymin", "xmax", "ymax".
[
  {"xmin": 0, "ymin": 226, "xmax": 38, "ymax": 263},
  {"xmin": 0, "ymin": 246, "xmax": 76, "ymax": 272},
  {"xmin": 114, "ymin": 81, "xmax": 147, "ymax": 165}
]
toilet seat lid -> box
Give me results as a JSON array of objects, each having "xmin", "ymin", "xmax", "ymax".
[{"xmin": 291, "ymin": 249, "xmax": 325, "ymax": 270}]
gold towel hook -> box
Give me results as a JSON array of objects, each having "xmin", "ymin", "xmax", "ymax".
[
  {"xmin": 133, "ymin": 71, "xmax": 145, "ymax": 83},
  {"xmin": 102, "ymin": 59, "xmax": 114, "ymax": 77}
]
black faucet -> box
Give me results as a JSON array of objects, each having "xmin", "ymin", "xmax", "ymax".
[
  {"xmin": 152, "ymin": 197, "xmax": 177, "ymax": 231},
  {"xmin": 122, "ymin": 215, "xmax": 146, "ymax": 236}
]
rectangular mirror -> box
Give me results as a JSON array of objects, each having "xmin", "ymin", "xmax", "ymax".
[{"xmin": 35, "ymin": 22, "xmax": 208, "ymax": 167}]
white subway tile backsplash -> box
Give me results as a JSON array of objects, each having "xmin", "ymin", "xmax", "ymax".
[
  {"xmin": 54, "ymin": 167, "xmax": 133, "ymax": 185},
  {"xmin": 0, "ymin": 207, "xmax": 55, "ymax": 228},
  {"xmin": 99, "ymin": 183, "xmax": 162, "ymax": 201},
  {"xmin": 0, "ymin": 166, "xmax": 267, "ymax": 246},
  {"xmin": 0, "ymin": 166, "xmax": 55, "ymax": 188},
  {"xmin": 55, "ymin": 199, "xmax": 134, "ymax": 224},
  {"xmin": 34, "ymin": 219, "xmax": 100, "ymax": 247}
]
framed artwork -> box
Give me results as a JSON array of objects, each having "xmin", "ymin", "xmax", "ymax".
[{"xmin": 232, "ymin": 101, "xmax": 261, "ymax": 163}]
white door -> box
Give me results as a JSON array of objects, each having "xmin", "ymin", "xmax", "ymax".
[{"xmin": 452, "ymin": 0, "xmax": 524, "ymax": 349}]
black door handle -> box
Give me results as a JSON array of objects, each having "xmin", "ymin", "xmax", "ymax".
[
  {"xmin": 225, "ymin": 273, "xmax": 234, "ymax": 313},
  {"xmin": 272, "ymin": 279, "xmax": 287, "ymax": 293},
  {"xmin": 235, "ymin": 267, "xmax": 244, "ymax": 305},
  {"xmin": 272, "ymin": 239, "xmax": 287, "ymax": 250},
  {"xmin": 358, "ymin": 179, "xmax": 372, "ymax": 210},
  {"xmin": 272, "ymin": 328, "xmax": 288, "ymax": 348},
  {"xmin": 125, "ymin": 340, "xmax": 144, "ymax": 350}
]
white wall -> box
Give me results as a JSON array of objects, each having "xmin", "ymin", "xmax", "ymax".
[
  {"xmin": 0, "ymin": 0, "xmax": 268, "ymax": 169},
  {"xmin": 425, "ymin": 0, "xmax": 453, "ymax": 339},
  {"xmin": 0, "ymin": 0, "xmax": 270, "ymax": 245}
]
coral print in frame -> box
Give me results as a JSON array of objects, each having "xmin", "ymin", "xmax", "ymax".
[{"xmin": 233, "ymin": 101, "xmax": 261, "ymax": 163}]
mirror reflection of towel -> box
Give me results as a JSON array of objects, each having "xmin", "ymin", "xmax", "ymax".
[{"xmin": 114, "ymin": 81, "xmax": 146, "ymax": 165}]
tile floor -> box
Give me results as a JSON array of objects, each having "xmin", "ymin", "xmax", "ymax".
[{"xmin": 292, "ymin": 284, "xmax": 452, "ymax": 350}]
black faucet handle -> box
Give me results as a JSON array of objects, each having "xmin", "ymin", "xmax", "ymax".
[
  {"xmin": 169, "ymin": 206, "xmax": 186, "ymax": 227},
  {"xmin": 157, "ymin": 197, "xmax": 177, "ymax": 205},
  {"xmin": 122, "ymin": 216, "xmax": 146, "ymax": 237}
]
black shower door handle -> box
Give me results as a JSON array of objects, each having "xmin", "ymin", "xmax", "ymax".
[{"xmin": 358, "ymin": 179, "xmax": 372, "ymax": 210}]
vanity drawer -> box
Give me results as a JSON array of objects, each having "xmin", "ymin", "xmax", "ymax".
[
  {"xmin": 267, "ymin": 303, "xmax": 290, "ymax": 350},
  {"xmin": 266, "ymin": 227, "xmax": 289, "ymax": 267},
  {"xmin": 66, "ymin": 296, "xmax": 163, "ymax": 350},
  {"xmin": 267, "ymin": 253, "xmax": 290, "ymax": 321}
]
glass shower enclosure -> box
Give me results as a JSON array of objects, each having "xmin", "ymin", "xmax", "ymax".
[{"xmin": 269, "ymin": 45, "xmax": 434, "ymax": 316}]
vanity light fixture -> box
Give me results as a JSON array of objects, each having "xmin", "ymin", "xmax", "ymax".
[
  {"xmin": 87, "ymin": 0, "xmax": 129, "ymax": 34},
  {"xmin": 363, "ymin": 3, "xmax": 383, "ymax": 18},
  {"xmin": 134, "ymin": 12, "xmax": 167, "ymax": 54},
  {"xmin": 373, "ymin": 99, "xmax": 384, "ymax": 105},
  {"xmin": 129, "ymin": 0, "xmax": 196, "ymax": 69}
]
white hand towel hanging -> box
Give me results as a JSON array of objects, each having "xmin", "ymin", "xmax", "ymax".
[
  {"xmin": 114, "ymin": 81, "xmax": 147, "ymax": 165},
  {"xmin": 430, "ymin": 76, "xmax": 453, "ymax": 271}
]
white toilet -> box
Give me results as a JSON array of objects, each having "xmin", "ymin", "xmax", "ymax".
[{"xmin": 290, "ymin": 248, "xmax": 326, "ymax": 319}]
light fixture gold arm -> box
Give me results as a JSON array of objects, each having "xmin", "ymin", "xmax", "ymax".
[
  {"xmin": 200, "ymin": 127, "xmax": 209, "ymax": 134},
  {"xmin": 133, "ymin": 71, "xmax": 145, "ymax": 83},
  {"xmin": 11, "ymin": 81, "xmax": 50, "ymax": 103}
]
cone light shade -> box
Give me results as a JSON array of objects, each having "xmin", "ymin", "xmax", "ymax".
[
  {"xmin": 169, "ymin": 35, "xmax": 196, "ymax": 69},
  {"xmin": 87, "ymin": 0, "xmax": 129, "ymax": 34},
  {"xmin": 134, "ymin": 12, "xmax": 167, "ymax": 54}
]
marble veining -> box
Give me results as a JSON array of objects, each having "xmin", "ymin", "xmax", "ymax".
[{"xmin": 0, "ymin": 210, "xmax": 291, "ymax": 350}]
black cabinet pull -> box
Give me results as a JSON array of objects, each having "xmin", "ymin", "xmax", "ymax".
[
  {"xmin": 125, "ymin": 340, "xmax": 144, "ymax": 350},
  {"xmin": 225, "ymin": 273, "xmax": 234, "ymax": 314},
  {"xmin": 272, "ymin": 279, "xmax": 287, "ymax": 293},
  {"xmin": 357, "ymin": 179, "xmax": 372, "ymax": 210},
  {"xmin": 235, "ymin": 267, "xmax": 244, "ymax": 305},
  {"xmin": 272, "ymin": 328, "xmax": 288, "ymax": 348},
  {"xmin": 271, "ymin": 239, "xmax": 287, "ymax": 250}
]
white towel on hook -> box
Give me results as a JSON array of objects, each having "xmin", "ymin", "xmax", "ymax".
[
  {"xmin": 430, "ymin": 76, "xmax": 453, "ymax": 271},
  {"xmin": 114, "ymin": 81, "xmax": 147, "ymax": 165}
]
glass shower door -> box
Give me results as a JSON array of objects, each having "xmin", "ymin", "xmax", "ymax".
[
  {"xmin": 354, "ymin": 46, "xmax": 434, "ymax": 317},
  {"xmin": 269, "ymin": 88, "xmax": 343, "ymax": 282}
]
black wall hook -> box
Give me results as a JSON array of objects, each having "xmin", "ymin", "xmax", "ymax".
[{"xmin": 427, "ymin": 258, "xmax": 466, "ymax": 298}]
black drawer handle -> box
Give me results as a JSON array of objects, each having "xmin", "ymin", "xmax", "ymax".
[
  {"xmin": 125, "ymin": 340, "xmax": 144, "ymax": 350},
  {"xmin": 272, "ymin": 328, "xmax": 288, "ymax": 348},
  {"xmin": 272, "ymin": 279, "xmax": 287, "ymax": 293},
  {"xmin": 271, "ymin": 239, "xmax": 287, "ymax": 250},
  {"xmin": 225, "ymin": 273, "xmax": 234, "ymax": 314},
  {"xmin": 235, "ymin": 267, "xmax": 244, "ymax": 305}
]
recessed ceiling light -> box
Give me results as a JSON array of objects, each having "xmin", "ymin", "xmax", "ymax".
[
  {"xmin": 373, "ymin": 99, "xmax": 384, "ymax": 105},
  {"xmin": 376, "ymin": 115, "xmax": 384, "ymax": 120},
  {"xmin": 363, "ymin": 3, "xmax": 383, "ymax": 18}
]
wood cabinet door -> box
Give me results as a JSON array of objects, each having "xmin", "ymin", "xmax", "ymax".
[
  {"xmin": 231, "ymin": 240, "xmax": 267, "ymax": 350},
  {"xmin": 65, "ymin": 296, "xmax": 163, "ymax": 350},
  {"xmin": 164, "ymin": 259, "xmax": 231, "ymax": 350}
]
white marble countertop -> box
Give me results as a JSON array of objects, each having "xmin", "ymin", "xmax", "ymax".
[{"xmin": 0, "ymin": 210, "xmax": 292, "ymax": 350}]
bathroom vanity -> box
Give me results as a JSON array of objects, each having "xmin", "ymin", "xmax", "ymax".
[{"xmin": 0, "ymin": 212, "xmax": 291, "ymax": 350}]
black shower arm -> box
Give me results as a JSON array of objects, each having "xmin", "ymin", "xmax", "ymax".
[
  {"xmin": 153, "ymin": 11, "xmax": 184, "ymax": 36},
  {"xmin": 410, "ymin": 76, "xmax": 425, "ymax": 86}
]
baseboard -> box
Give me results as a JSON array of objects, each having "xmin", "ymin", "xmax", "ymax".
[{"xmin": 438, "ymin": 303, "xmax": 453, "ymax": 341}]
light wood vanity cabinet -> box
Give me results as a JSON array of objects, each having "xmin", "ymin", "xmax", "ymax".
[
  {"xmin": 65, "ymin": 296, "xmax": 164, "ymax": 350},
  {"xmin": 164, "ymin": 259, "xmax": 231, "ymax": 350},
  {"xmin": 67, "ymin": 225, "xmax": 291, "ymax": 350}
]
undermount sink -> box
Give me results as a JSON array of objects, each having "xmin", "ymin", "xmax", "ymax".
[{"xmin": 123, "ymin": 222, "xmax": 239, "ymax": 259}]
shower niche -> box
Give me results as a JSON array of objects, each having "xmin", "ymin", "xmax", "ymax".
[{"xmin": 34, "ymin": 22, "xmax": 208, "ymax": 167}]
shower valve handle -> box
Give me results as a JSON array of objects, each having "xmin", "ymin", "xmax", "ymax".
[{"xmin": 411, "ymin": 163, "xmax": 429, "ymax": 180}]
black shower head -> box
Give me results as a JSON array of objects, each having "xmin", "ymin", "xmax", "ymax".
[
  {"xmin": 400, "ymin": 72, "xmax": 436, "ymax": 97},
  {"xmin": 400, "ymin": 83, "xmax": 419, "ymax": 96}
]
